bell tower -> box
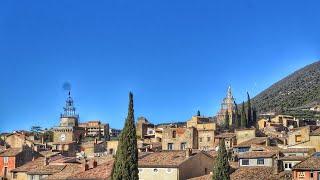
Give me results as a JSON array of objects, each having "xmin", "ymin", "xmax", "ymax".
[{"xmin": 60, "ymin": 91, "xmax": 79, "ymax": 127}]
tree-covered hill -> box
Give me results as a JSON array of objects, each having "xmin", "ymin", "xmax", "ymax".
[{"xmin": 252, "ymin": 61, "xmax": 320, "ymax": 114}]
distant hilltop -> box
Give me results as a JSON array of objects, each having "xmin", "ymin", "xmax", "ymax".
[{"xmin": 252, "ymin": 61, "xmax": 320, "ymax": 117}]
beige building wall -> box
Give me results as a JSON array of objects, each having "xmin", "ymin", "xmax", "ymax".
[
  {"xmin": 235, "ymin": 129, "xmax": 256, "ymax": 144},
  {"xmin": 179, "ymin": 153, "xmax": 213, "ymax": 180},
  {"xmin": 12, "ymin": 172, "xmax": 27, "ymax": 180},
  {"xmin": 288, "ymin": 126, "xmax": 310, "ymax": 146},
  {"xmin": 106, "ymin": 140, "xmax": 119, "ymax": 155},
  {"xmin": 198, "ymin": 130, "xmax": 214, "ymax": 150},
  {"xmin": 5, "ymin": 135, "xmax": 33, "ymax": 149},
  {"xmin": 162, "ymin": 127, "xmax": 198, "ymax": 150},
  {"xmin": 138, "ymin": 168, "xmax": 178, "ymax": 180}
]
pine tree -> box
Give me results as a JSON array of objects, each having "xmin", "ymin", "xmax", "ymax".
[
  {"xmin": 241, "ymin": 101, "xmax": 247, "ymax": 128},
  {"xmin": 212, "ymin": 138, "xmax": 230, "ymax": 180},
  {"xmin": 111, "ymin": 92, "xmax": 139, "ymax": 180},
  {"xmin": 234, "ymin": 101, "xmax": 240, "ymax": 128},
  {"xmin": 247, "ymin": 92, "xmax": 252, "ymax": 127},
  {"xmin": 224, "ymin": 110, "xmax": 229, "ymax": 129},
  {"xmin": 197, "ymin": 110, "xmax": 201, "ymax": 116}
]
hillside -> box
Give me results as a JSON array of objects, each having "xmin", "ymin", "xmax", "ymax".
[{"xmin": 252, "ymin": 61, "xmax": 320, "ymax": 116}]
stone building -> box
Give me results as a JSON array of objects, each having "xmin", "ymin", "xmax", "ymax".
[
  {"xmin": 216, "ymin": 86, "xmax": 235, "ymax": 126},
  {"xmin": 162, "ymin": 127, "xmax": 198, "ymax": 150},
  {"xmin": 52, "ymin": 91, "xmax": 85, "ymax": 156},
  {"xmin": 287, "ymin": 126, "xmax": 320, "ymax": 151},
  {"xmin": 79, "ymin": 120, "xmax": 109, "ymax": 139},
  {"xmin": 187, "ymin": 116, "xmax": 216, "ymax": 150},
  {"xmin": 0, "ymin": 146, "xmax": 33, "ymax": 180},
  {"xmin": 138, "ymin": 149, "xmax": 214, "ymax": 180}
]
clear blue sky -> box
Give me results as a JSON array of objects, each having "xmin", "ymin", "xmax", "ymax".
[{"xmin": 0, "ymin": 0, "xmax": 319, "ymax": 132}]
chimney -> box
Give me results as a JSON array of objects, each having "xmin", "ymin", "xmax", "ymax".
[
  {"xmin": 265, "ymin": 137, "xmax": 270, "ymax": 146},
  {"xmin": 83, "ymin": 161, "xmax": 89, "ymax": 171},
  {"xmin": 44, "ymin": 157, "xmax": 49, "ymax": 166},
  {"xmin": 92, "ymin": 160, "xmax": 98, "ymax": 168},
  {"xmin": 186, "ymin": 148, "xmax": 192, "ymax": 158},
  {"xmin": 94, "ymin": 138, "xmax": 98, "ymax": 144},
  {"xmin": 273, "ymin": 154, "xmax": 282, "ymax": 175}
]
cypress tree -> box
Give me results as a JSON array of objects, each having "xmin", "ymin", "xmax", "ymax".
[
  {"xmin": 111, "ymin": 92, "xmax": 139, "ymax": 180},
  {"xmin": 234, "ymin": 101, "xmax": 240, "ymax": 128},
  {"xmin": 197, "ymin": 110, "xmax": 201, "ymax": 116},
  {"xmin": 224, "ymin": 110, "xmax": 229, "ymax": 129},
  {"xmin": 241, "ymin": 101, "xmax": 247, "ymax": 128},
  {"xmin": 252, "ymin": 107, "xmax": 257, "ymax": 127},
  {"xmin": 247, "ymin": 92, "xmax": 252, "ymax": 127},
  {"xmin": 212, "ymin": 138, "xmax": 230, "ymax": 180}
]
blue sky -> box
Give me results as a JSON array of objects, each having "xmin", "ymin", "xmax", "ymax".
[{"xmin": 0, "ymin": 0, "xmax": 319, "ymax": 132}]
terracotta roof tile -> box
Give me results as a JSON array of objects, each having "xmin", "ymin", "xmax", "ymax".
[
  {"xmin": 0, "ymin": 148, "xmax": 22, "ymax": 157},
  {"xmin": 27, "ymin": 165, "xmax": 66, "ymax": 175},
  {"xmin": 12, "ymin": 157, "xmax": 46, "ymax": 172},
  {"xmin": 293, "ymin": 156, "xmax": 320, "ymax": 170},
  {"xmin": 66, "ymin": 160, "xmax": 114, "ymax": 180},
  {"xmin": 238, "ymin": 151, "xmax": 277, "ymax": 159},
  {"xmin": 234, "ymin": 137, "xmax": 268, "ymax": 147},
  {"xmin": 138, "ymin": 151, "xmax": 192, "ymax": 168},
  {"xmin": 44, "ymin": 163, "xmax": 83, "ymax": 179},
  {"xmin": 280, "ymin": 148, "xmax": 315, "ymax": 153},
  {"xmin": 230, "ymin": 167, "xmax": 279, "ymax": 180}
]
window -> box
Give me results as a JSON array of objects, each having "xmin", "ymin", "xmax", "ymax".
[
  {"xmin": 284, "ymin": 163, "xmax": 288, "ymax": 169},
  {"xmin": 180, "ymin": 142, "xmax": 186, "ymax": 150},
  {"xmin": 172, "ymin": 131, "xmax": 176, "ymax": 138},
  {"xmin": 311, "ymin": 172, "xmax": 314, "ymax": 178},
  {"xmin": 205, "ymin": 168, "xmax": 208, "ymax": 174},
  {"xmin": 257, "ymin": 158, "xmax": 264, "ymax": 165},
  {"xmin": 168, "ymin": 143, "xmax": 174, "ymax": 150},
  {"xmin": 295, "ymin": 135, "xmax": 302, "ymax": 142},
  {"xmin": 200, "ymin": 138, "xmax": 203, "ymax": 142},
  {"xmin": 207, "ymin": 137, "xmax": 211, "ymax": 142},
  {"xmin": 3, "ymin": 157, "xmax": 8, "ymax": 164},
  {"xmin": 289, "ymin": 163, "xmax": 292, "ymax": 169},
  {"xmin": 13, "ymin": 172, "xmax": 17, "ymax": 178},
  {"xmin": 241, "ymin": 159, "xmax": 249, "ymax": 166},
  {"xmin": 4, "ymin": 167, "xmax": 7, "ymax": 177}
]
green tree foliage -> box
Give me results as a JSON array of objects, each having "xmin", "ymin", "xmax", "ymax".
[
  {"xmin": 43, "ymin": 130, "xmax": 53, "ymax": 142},
  {"xmin": 224, "ymin": 110, "xmax": 229, "ymax": 129},
  {"xmin": 241, "ymin": 102, "xmax": 247, "ymax": 128},
  {"xmin": 252, "ymin": 61, "xmax": 320, "ymax": 115},
  {"xmin": 112, "ymin": 92, "xmax": 139, "ymax": 180},
  {"xmin": 252, "ymin": 107, "xmax": 257, "ymax": 127},
  {"xmin": 247, "ymin": 92, "xmax": 252, "ymax": 127},
  {"xmin": 30, "ymin": 126, "xmax": 42, "ymax": 140},
  {"xmin": 197, "ymin": 110, "xmax": 201, "ymax": 116},
  {"xmin": 234, "ymin": 101, "xmax": 240, "ymax": 128},
  {"xmin": 212, "ymin": 138, "xmax": 230, "ymax": 180}
]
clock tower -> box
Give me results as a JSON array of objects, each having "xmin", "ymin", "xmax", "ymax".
[{"xmin": 52, "ymin": 91, "xmax": 85, "ymax": 156}]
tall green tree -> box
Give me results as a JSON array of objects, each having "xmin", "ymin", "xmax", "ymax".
[
  {"xmin": 212, "ymin": 138, "xmax": 230, "ymax": 180},
  {"xmin": 197, "ymin": 110, "xmax": 201, "ymax": 116},
  {"xmin": 234, "ymin": 101, "xmax": 240, "ymax": 128},
  {"xmin": 112, "ymin": 92, "xmax": 139, "ymax": 180},
  {"xmin": 224, "ymin": 110, "xmax": 229, "ymax": 129},
  {"xmin": 252, "ymin": 107, "xmax": 257, "ymax": 127},
  {"xmin": 241, "ymin": 101, "xmax": 247, "ymax": 128},
  {"xmin": 247, "ymin": 92, "xmax": 252, "ymax": 127}
]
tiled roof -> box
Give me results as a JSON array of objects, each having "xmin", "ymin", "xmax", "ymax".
[
  {"xmin": 188, "ymin": 167, "xmax": 280, "ymax": 180},
  {"xmin": 215, "ymin": 133, "xmax": 236, "ymax": 139},
  {"xmin": 280, "ymin": 148, "xmax": 315, "ymax": 153},
  {"xmin": 27, "ymin": 164, "xmax": 66, "ymax": 175},
  {"xmin": 230, "ymin": 167, "xmax": 279, "ymax": 180},
  {"xmin": 138, "ymin": 151, "xmax": 196, "ymax": 168},
  {"xmin": 279, "ymin": 156, "xmax": 307, "ymax": 161},
  {"xmin": 12, "ymin": 157, "xmax": 46, "ymax": 172},
  {"xmin": 293, "ymin": 156, "xmax": 320, "ymax": 170},
  {"xmin": 238, "ymin": 151, "xmax": 277, "ymax": 159},
  {"xmin": 250, "ymin": 145, "xmax": 281, "ymax": 152},
  {"xmin": 234, "ymin": 137, "xmax": 268, "ymax": 147},
  {"xmin": 66, "ymin": 160, "xmax": 114, "ymax": 180},
  {"xmin": 0, "ymin": 148, "xmax": 22, "ymax": 157},
  {"xmin": 44, "ymin": 163, "xmax": 83, "ymax": 179}
]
